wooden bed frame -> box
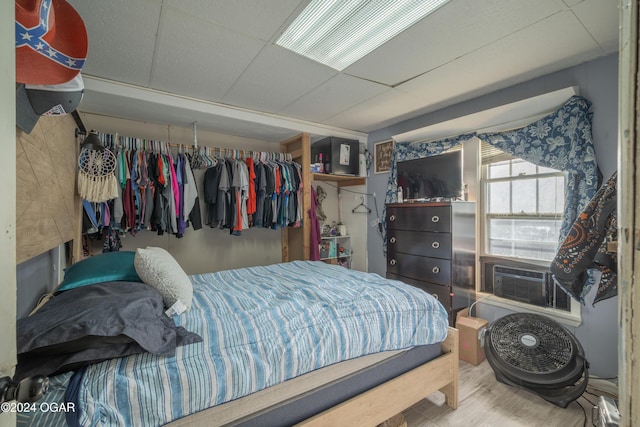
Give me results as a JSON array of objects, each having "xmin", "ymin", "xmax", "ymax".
[
  {"xmin": 169, "ymin": 327, "xmax": 458, "ymax": 427},
  {"xmin": 298, "ymin": 327, "xmax": 459, "ymax": 427}
]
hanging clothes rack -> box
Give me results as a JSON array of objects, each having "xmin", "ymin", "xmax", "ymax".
[
  {"xmin": 91, "ymin": 130, "xmax": 304, "ymax": 237},
  {"xmin": 96, "ymin": 131, "xmax": 293, "ymax": 163}
]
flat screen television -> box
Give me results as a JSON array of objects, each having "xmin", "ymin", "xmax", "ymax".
[{"xmin": 397, "ymin": 150, "xmax": 463, "ymax": 200}]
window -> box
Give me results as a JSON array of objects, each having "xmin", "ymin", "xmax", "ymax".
[
  {"xmin": 481, "ymin": 143, "xmax": 565, "ymax": 262},
  {"xmin": 479, "ymin": 142, "xmax": 576, "ymax": 318}
]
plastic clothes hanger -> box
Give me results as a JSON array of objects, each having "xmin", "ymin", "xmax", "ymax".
[{"xmin": 352, "ymin": 197, "xmax": 372, "ymax": 213}]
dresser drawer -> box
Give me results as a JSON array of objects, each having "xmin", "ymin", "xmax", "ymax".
[
  {"xmin": 387, "ymin": 230, "xmax": 452, "ymax": 259},
  {"xmin": 386, "ymin": 253, "xmax": 451, "ymax": 286},
  {"xmin": 386, "ymin": 206, "xmax": 451, "ymax": 232},
  {"xmin": 386, "ymin": 273, "xmax": 452, "ymax": 312}
]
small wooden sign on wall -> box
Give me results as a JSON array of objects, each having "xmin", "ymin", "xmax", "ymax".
[{"xmin": 374, "ymin": 140, "xmax": 394, "ymax": 174}]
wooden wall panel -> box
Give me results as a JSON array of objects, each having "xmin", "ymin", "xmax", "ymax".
[
  {"xmin": 619, "ymin": 1, "xmax": 639, "ymax": 423},
  {"xmin": 16, "ymin": 115, "xmax": 80, "ymax": 264},
  {"xmin": 281, "ymin": 133, "xmax": 310, "ymax": 262}
]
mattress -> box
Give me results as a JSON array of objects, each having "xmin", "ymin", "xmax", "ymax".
[
  {"xmin": 186, "ymin": 344, "xmax": 441, "ymax": 426},
  {"xmin": 17, "ymin": 344, "xmax": 441, "ymax": 427}
]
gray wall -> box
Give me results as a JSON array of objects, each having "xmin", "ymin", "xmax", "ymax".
[
  {"xmin": 16, "ymin": 249, "xmax": 61, "ymax": 319},
  {"xmin": 366, "ymin": 54, "xmax": 619, "ymax": 378}
]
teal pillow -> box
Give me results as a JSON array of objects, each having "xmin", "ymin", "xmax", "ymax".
[{"xmin": 57, "ymin": 251, "xmax": 142, "ymax": 292}]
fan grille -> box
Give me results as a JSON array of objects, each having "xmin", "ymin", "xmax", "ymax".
[{"xmin": 489, "ymin": 313, "xmax": 575, "ymax": 374}]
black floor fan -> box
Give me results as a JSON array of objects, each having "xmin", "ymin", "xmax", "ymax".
[{"xmin": 483, "ymin": 313, "xmax": 589, "ymax": 408}]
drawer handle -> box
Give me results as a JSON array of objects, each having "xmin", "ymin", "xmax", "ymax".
[
  {"xmin": 431, "ymin": 293, "xmax": 439, "ymax": 300},
  {"xmin": 389, "ymin": 214, "xmax": 396, "ymax": 222},
  {"xmin": 431, "ymin": 241, "xmax": 440, "ymax": 249},
  {"xmin": 390, "ymin": 259, "xmax": 397, "ymax": 266},
  {"xmin": 389, "ymin": 237, "xmax": 396, "ymax": 244},
  {"xmin": 431, "ymin": 215, "xmax": 440, "ymax": 223},
  {"xmin": 432, "ymin": 266, "xmax": 440, "ymax": 274}
]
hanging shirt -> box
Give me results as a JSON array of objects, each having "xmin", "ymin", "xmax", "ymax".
[
  {"xmin": 168, "ymin": 154, "xmax": 180, "ymax": 219},
  {"xmin": 136, "ymin": 150, "xmax": 149, "ymax": 230},
  {"xmin": 150, "ymin": 153, "xmax": 166, "ymax": 233},
  {"xmin": 271, "ymin": 164, "xmax": 280, "ymax": 229},
  {"xmin": 310, "ymin": 186, "xmax": 321, "ymax": 261},
  {"xmin": 122, "ymin": 150, "xmax": 136, "ymax": 235},
  {"xmin": 231, "ymin": 159, "xmax": 243, "ymax": 235},
  {"xmin": 293, "ymin": 162, "xmax": 303, "ymax": 226},
  {"xmin": 186, "ymin": 153, "xmax": 203, "ymax": 231},
  {"xmin": 176, "ymin": 154, "xmax": 187, "ymax": 237},
  {"xmin": 254, "ymin": 162, "xmax": 266, "ymax": 228},
  {"xmin": 263, "ymin": 163, "xmax": 275, "ymax": 228},
  {"xmin": 182, "ymin": 154, "xmax": 198, "ymax": 221},
  {"xmin": 162, "ymin": 154, "xmax": 177, "ymax": 234},
  {"xmin": 217, "ymin": 160, "xmax": 231, "ymax": 228},
  {"xmin": 245, "ymin": 158, "xmax": 257, "ymax": 216},
  {"xmin": 130, "ymin": 150, "xmax": 142, "ymax": 231},
  {"xmin": 239, "ymin": 160, "xmax": 249, "ymax": 230},
  {"xmin": 204, "ymin": 163, "xmax": 222, "ymax": 226},
  {"xmin": 113, "ymin": 149, "xmax": 124, "ymax": 226}
]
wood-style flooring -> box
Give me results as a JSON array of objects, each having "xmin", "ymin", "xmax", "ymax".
[{"xmin": 403, "ymin": 359, "xmax": 607, "ymax": 427}]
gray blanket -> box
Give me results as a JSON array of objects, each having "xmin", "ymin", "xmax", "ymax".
[{"xmin": 16, "ymin": 281, "xmax": 201, "ymax": 381}]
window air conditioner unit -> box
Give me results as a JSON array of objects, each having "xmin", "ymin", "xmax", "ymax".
[
  {"xmin": 493, "ymin": 265, "xmax": 548, "ymax": 306},
  {"xmin": 481, "ymin": 260, "xmax": 570, "ymax": 311}
]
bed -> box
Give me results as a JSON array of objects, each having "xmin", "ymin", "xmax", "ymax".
[{"xmin": 17, "ymin": 253, "xmax": 458, "ymax": 427}]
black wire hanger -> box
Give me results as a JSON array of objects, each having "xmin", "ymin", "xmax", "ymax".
[{"xmin": 352, "ymin": 199, "xmax": 371, "ymax": 213}]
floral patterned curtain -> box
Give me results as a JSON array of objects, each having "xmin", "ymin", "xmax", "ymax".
[
  {"xmin": 477, "ymin": 95, "xmax": 600, "ymax": 242},
  {"xmin": 383, "ymin": 96, "xmax": 598, "ymax": 242}
]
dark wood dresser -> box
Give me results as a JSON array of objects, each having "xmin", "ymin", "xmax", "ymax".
[{"xmin": 386, "ymin": 202, "xmax": 476, "ymax": 325}]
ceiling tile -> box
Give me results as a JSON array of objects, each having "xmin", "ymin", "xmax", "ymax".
[
  {"xmin": 343, "ymin": 0, "xmax": 563, "ymax": 86},
  {"xmin": 322, "ymin": 89, "xmax": 430, "ymax": 132},
  {"xmin": 69, "ymin": 0, "xmax": 618, "ymax": 141},
  {"xmin": 398, "ymin": 11, "xmax": 603, "ymax": 107},
  {"xmin": 562, "ymin": 0, "xmax": 585, "ymax": 7},
  {"xmin": 164, "ymin": 0, "xmax": 307, "ymax": 42},
  {"xmin": 330, "ymin": 10, "xmax": 605, "ymax": 133},
  {"xmin": 150, "ymin": 7, "xmax": 266, "ymax": 101},
  {"xmin": 221, "ymin": 45, "xmax": 338, "ymax": 113},
  {"xmin": 69, "ymin": 0, "xmax": 162, "ymax": 86},
  {"xmin": 570, "ymin": 0, "xmax": 619, "ymax": 53},
  {"xmin": 279, "ymin": 74, "xmax": 389, "ymax": 122}
]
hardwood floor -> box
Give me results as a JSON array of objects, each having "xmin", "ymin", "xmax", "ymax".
[{"xmin": 403, "ymin": 360, "xmax": 604, "ymax": 427}]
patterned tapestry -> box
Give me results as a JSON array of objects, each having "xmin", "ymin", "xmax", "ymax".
[{"xmin": 550, "ymin": 172, "xmax": 617, "ymax": 305}]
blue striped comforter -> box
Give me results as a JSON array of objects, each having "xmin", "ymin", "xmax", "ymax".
[{"xmin": 21, "ymin": 261, "xmax": 448, "ymax": 427}]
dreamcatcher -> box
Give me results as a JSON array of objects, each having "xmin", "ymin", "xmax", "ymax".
[{"xmin": 77, "ymin": 131, "xmax": 119, "ymax": 202}]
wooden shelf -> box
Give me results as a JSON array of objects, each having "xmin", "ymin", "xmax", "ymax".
[
  {"xmin": 280, "ymin": 133, "xmax": 363, "ymax": 262},
  {"xmin": 311, "ymin": 173, "xmax": 366, "ymax": 187},
  {"xmin": 320, "ymin": 235, "xmax": 352, "ymax": 268}
]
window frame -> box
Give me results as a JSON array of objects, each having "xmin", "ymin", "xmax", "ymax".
[
  {"xmin": 478, "ymin": 147, "xmax": 581, "ymax": 324},
  {"xmin": 482, "ymin": 159, "xmax": 565, "ymax": 262}
]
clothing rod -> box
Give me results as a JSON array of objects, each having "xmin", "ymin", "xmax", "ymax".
[{"xmin": 97, "ymin": 131, "xmax": 293, "ymax": 158}]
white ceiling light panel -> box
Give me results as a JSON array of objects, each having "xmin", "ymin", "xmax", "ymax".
[{"xmin": 276, "ymin": 0, "xmax": 450, "ymax": 71}]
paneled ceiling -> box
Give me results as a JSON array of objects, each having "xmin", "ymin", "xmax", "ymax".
[{"xmin": 68, "ymin": 0, "xmax": 619, "ymax": 142}]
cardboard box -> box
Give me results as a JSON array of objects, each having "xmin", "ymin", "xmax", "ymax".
[{"xmin": 456, "ymin": 308, "xmax": 489, "ymax": 365}]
